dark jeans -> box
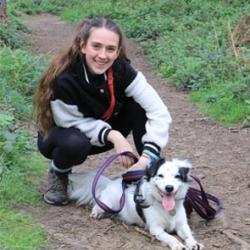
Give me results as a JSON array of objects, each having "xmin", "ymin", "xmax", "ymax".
[{"xmin": 38, "ymin": 98, "xmax": 147, "ymax": 170}]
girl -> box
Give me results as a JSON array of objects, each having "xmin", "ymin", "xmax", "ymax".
[{"xmin": 33, "ymin": 17, "xmax": 172, "ymax": 206}]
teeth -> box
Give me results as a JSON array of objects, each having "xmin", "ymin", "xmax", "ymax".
[{"xmin": 96, "ymin": 61, "xmax": 106, "ymax": 65}]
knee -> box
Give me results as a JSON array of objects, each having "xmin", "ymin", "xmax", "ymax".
[{"xmin": 64, "ymin": 132, "xmax": 91, "ymax": 156}]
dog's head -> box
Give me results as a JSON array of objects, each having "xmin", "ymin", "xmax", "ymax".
[{"xmin": 144, "ymin": 158, "xmax": 191, "ymax": 212}]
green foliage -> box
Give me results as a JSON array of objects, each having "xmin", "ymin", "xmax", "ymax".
[
  {"xmin": 0, "ymin": 46, "xmax": 46, "ymax": 172},
  {"xmin": 0, "ymin": 209, "xmax": 47, "ymax": 250},
  {"xmin": 0, "ymin": 48, "xmax": 47, "ymax": 119},
  {"xmin": 0, "ymin": 14, "xmax": 28, "ymax": 49},
  {"xmin": 189, "ymin": 80, "xmax": 250, "ymax": 127},
  {"xmin": 8, "ymin": 0, "xmax": 82, "ymax": 15},
  {"xmin": 0, "ymin": 23, "xmax": 49, "ymax": 249}
]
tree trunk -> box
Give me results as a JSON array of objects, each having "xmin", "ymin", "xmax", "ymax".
[{"xmin": 0, "ymin": 0, "xmax": 8, "ymax": 23}]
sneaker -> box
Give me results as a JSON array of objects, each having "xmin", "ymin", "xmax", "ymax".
[{"xmin": 44, "ymin": 168, "xmax": 69, "ymax": 206}]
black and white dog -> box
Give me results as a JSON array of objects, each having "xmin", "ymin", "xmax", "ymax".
[{"xmin": 69, "ymin": 158, "xmax": 204, "ymax": 250}]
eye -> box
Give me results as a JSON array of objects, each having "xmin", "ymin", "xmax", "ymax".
[
  {"xmin": 158, "ymin": 174, "xmax": 164, "ymax": 178},
  {"xmin": 92, "ymin": 43, "xmax": 100, "ymax": 49},
  {"xmin": 107, "ymin": 46, "xmax": 116, "ymax": 52},
  {"xmin": 175, "ymin": 174, "xmax": 182, "ymax": 180}
]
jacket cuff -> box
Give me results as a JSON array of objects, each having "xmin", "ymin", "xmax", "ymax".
[
  {"xmin": 142, "ymin": 142, "xmax": 160, "ymax": 159},
  {"xmin": 98, "ymin": 128, "xmax": 112, "ymax": 145}
]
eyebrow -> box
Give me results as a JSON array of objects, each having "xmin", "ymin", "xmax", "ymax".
[{"xmin": 91, "ymin": 41, "xmax": 118, "ymax": 49}]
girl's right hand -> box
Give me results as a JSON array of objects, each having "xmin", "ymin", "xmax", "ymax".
[{"xmin": 107, "ymin": 130, "xmax": 136, "ymax": 168}]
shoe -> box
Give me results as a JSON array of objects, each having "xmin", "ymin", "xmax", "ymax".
[{"xmin": 44, "ymin": 168, "xmax": 69, "ymax": 206}]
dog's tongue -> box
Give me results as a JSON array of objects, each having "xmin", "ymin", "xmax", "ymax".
[{"xmin": 162, "ymin": 193, "xmax": 176, "ymax": 212}]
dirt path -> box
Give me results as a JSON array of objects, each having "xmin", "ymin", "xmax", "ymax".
[{"xmin": 23, "ymin": 14, "xmax": 250, "ymax": 250}]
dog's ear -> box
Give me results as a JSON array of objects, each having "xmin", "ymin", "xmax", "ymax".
[
  {"xmin": 178, "ymin": 167, "xmax": 190, "ymax": 183},
  {"xmin": 145, "ymin": 157, "xmax": 165, "ymax": 180},
  {"xmin": 173, "ymin": 159, "xmax": 192, "ymax": 183}
]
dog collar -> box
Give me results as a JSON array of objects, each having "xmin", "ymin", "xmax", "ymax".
[{"xmin": 169, "ymin": 209, "xmax": 176, "ymax": 216}]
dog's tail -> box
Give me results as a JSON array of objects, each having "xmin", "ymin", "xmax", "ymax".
[{"xmin": 68, "ymin": 172, "xmax": 110, "ymax": 206}]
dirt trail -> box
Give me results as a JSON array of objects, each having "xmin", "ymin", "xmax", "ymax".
[{"xmin": 23, "ymin": 14, "xmax": 250, "ymax": 250}]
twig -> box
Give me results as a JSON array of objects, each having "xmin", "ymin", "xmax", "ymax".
[
  {"xmin": 103, "ymin": 224, "xmax": 117, "ymax": 235},
  {"xmin": 121, "ymin": 221, "xmax": 129, "ymax": 231},
  {"xmin": 134, "ymin": 227, "xmax": 156, "ymax": 242},
  {"xmin": 223, "ymin": 230, "xmax": 250, "ymax": 250},
  {"xmin": 228, "ymin": 21, "xmax": 239, "ymax": 59}
]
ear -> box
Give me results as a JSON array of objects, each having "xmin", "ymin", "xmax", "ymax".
[
  {"xmin": 173, "ymin": 159, "xmax": 192, "ymax": 169},
  {"xmin": 173, "ymin": 159, "xmax": 192, "ymax": 183},
  {"xmin": 80, "ymin": 39, "xmax": 86, "ymax": 54},
  {"xmin": 145, "ymin": 157, "xmax": 165, "ymax": 179},
  {"xmin": 114, "ymin": 46, "xmax": 121, "ymax": 60},
  {"xmin": 178, "ymin": 167, "xmax": 190, "ymax": 183}
]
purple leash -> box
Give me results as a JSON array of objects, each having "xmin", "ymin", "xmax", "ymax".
[
  {"xmin": 91, "ymin": 151, "xmax": 144, "ymax": 214},
  {"xmin": 185, "ymin": 175, "xmax": 222, "ymax": 219}
]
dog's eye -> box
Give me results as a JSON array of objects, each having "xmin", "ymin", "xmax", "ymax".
[
  {"xmin": 158, "ymin": 174, "xmax": 164, "ymax": 178},
  {"xmin": 175, "ymin": 174, "xmax": 182, "ymax": 180}
]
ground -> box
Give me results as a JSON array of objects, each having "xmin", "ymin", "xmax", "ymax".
[{"xmin": 23, "ymin": 14, "xmax": 250, "ymax": 250}]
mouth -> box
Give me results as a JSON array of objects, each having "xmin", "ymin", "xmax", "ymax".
[
  {"xmin": 94, "ymin": 60, "xmax": 107, "ymax": 66},
  {"xmin": 157, "ymin": 187, "xmax": 176, "ymax": 212}
]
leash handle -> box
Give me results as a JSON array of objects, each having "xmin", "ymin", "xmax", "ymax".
[
  {"xmin": 185, "ymin": 175, "xmax": 222, "ymax": 220},
  {"xmin": 92, "ymin": 151, "xmax": 138, "ymax": 214}
]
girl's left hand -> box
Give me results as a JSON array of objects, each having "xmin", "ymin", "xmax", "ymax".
[{"xmin": 126, "ymin": 155, "xmax": 149, "ymax": 172}]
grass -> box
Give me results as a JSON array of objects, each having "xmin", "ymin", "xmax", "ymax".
[
  {"xmin": 0, "ymin": 10, "xmax": 49, "ymax": 250},
  {"xmin": 0, "ymin": 209, "xmax": 47, "ymax": 250},
  {"xmin": 189, "ymin": 85, "xmax": 250, "ymax": 127},
  {"xmin": 0, "ymin": 153, "xmax": 49, "ymax": 249}
]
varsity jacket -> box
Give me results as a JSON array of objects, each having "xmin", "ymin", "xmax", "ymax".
[{"xmin": 51, "ymin": 59, "xmax": 171, "ymax": 155}]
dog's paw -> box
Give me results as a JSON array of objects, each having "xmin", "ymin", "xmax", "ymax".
[
  {"xmin": 185, "ymin": 240, "xmax": 204, "ymax": 250},
  {"xmin": 90, "ymin": 210, "xmax": 103, "ymax": 219},
  {"xmin": 172, "ymin": 241, "xmax": 188, "ymax": 250},
  {"xmin": 90, "ymin": 206, "xmax": 104, "ymax": 219}
]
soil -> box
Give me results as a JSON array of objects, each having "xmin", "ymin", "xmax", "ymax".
[{"xmin": 23, "ymin": 14, "xmax": 250, "ymax": 250}]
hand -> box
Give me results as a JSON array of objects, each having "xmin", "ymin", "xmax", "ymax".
[
  {"xmin": 127, "ymin": 155, "xmax": 149, "ymax": 172},
  {"xmin": 107, "ymin": 130, "xmax": 136, "ymax": 168}
]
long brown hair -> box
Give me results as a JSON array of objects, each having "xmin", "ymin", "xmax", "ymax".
[{"xmin": 33, "ymin": 18, "xmax": 129, "ymax": 139}]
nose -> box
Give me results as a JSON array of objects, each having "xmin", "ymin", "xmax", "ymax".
[
  {"xmin": 165, "ymin": 185, "xmax": 174, "ymax": 193},
  {"xmin": 98, "ymin": 48, "xmax": 107, "ymax": 59}
]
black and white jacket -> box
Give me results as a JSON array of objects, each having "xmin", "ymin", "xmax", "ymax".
[{"xmin": 51, "ymin": 59, "xmax": 171, "ymax": 154}]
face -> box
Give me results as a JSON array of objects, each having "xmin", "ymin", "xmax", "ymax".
[{"xmin": 81, "ymin": 27, "xmax": 121, "ymax": 75}]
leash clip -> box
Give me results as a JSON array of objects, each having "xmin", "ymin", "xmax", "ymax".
[{"xmin": 134, "ymin": 194, "xmax": 150, "ymax": 208}]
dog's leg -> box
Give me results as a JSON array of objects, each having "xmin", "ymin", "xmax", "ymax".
[
  {"xmin": 90, "ymin": 186, "xmax": 121, "ymax": 219},
  {"xmin": 176, "ymin": 224, "xmax": 204, "ymax": 250},
  {"xmin": 91, "ymin": 204, "xmax": 105, "ymax": 219},
  {"xmin": 149, "ymin": 227, "xmax": 187, "ymax": 250}
]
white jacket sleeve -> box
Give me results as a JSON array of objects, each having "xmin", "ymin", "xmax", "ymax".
[
  {"xmin": 51, "ymin": 99, "xmax": 111, "ymax": 147},
  {"xmin": 125, "ymin": 72, "xmax": 172, "ymax": 149}
]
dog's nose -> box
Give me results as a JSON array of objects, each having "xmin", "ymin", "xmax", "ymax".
[{"xmin": 165, "ymin": 185, "xmax": 174, "ymax": 193}]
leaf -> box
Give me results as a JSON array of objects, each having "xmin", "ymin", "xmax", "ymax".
[
  {"xmin": 3, "ymin": 131, "xmax": 17, "ymax": 141},
  {"xmin": 3, "ymin": 142, "xmax": 13, "ymax": 152},
  {"xmin": 0, "ymin": 113, "xmax": 15, "ymax": 127}
]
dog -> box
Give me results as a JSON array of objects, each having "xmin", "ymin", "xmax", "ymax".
[{"xmin": 68, "ymin": 157, "xmax": 204, "ymax": 250}]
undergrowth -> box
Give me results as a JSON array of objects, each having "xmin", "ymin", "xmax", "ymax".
[{"xmin": 0, "ymin": 6, "xmax": 49, "ymax": 249}]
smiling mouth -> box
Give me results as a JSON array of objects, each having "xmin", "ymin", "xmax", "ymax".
[
  {"xmin": 95, "ymin": 60, "xmax": 107, "ymax": 66},
  {"xmin": 157, "ymin": 187, "xmax": 176, "ymax": 212}
]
